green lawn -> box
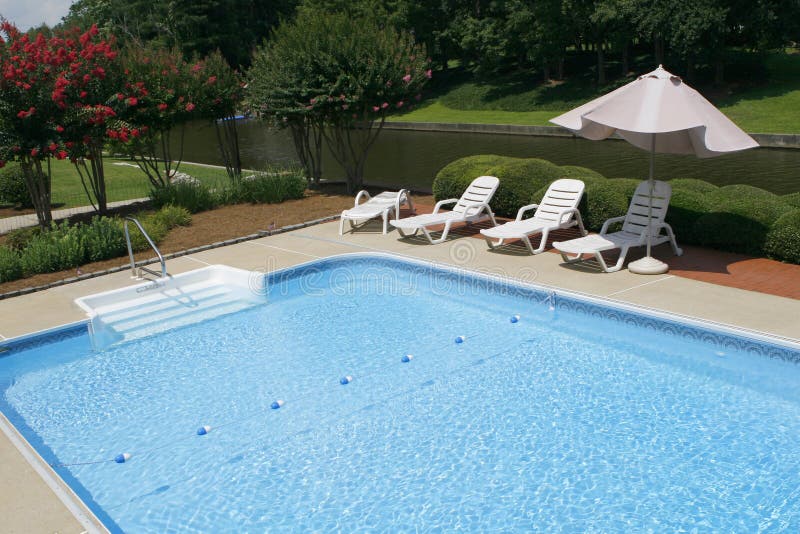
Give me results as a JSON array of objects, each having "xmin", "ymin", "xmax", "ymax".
[
  {"xmin": 391, "ymin": 51, "xmax": 800, "ymax": 134},
  {"xmin": 48, "ymin": 158, "xmax": 232, "ymax": 208}
]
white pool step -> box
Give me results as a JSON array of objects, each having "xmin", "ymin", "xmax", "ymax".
[{"xmin": 75, "ymin": 265, "xmax": 266, "ymax": 349}]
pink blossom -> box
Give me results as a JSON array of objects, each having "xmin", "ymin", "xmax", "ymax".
[
  {"xmin": 396, "ymin": 101, "xmax": 404, "ymax": 108},
  {"xmin": 381, "ymin": 102, "xmax": 389, "ymax": 109},
  {"xmin": 185, "ymin": 102, "xmax": 196, "ymax": 112},
  {"xmin": 402, "ymin": 74, "xmax": 412, "ymax": 83},
  {"xmin": 372, "ymin": 106, "xmax": 380, "ymax": 112},
  {"xmin": 425, "ymin": 69, "xmax": 432, "ymax": 79}
]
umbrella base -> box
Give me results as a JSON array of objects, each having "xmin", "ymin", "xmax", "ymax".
[{"xmin": 628, "ymin": 256, "xmax": 669, "ymax": 275}]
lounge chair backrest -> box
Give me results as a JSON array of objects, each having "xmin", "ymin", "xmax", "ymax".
[
  {"xmin": 622, "ymin": 180, "xmax": 672, "ymax": 237},
  {"xmin": 534, "ymin": 179, "xmax": 585, "ymax": 225},
  {"xmin": 453, "ymin": 176, "xmax": 500, "ymax": 214}
]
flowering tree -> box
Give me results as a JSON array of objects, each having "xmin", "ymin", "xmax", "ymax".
[
  {"xmin": 111, "ymin": 44, "xmax": 197, "ymax": 189},
  {"xmin": 57, "ymin": 25, "xmax": 121, "ymax": 214},
  {"xmin": 190, "ymin": 50, "xmax": 245, "ymax": 182},
  {"xmin": 248, "ymin": 11, "xmax": 431, "ymax": 192},
  {"xmin": 0, "ymin": 23, "xmax": 70, "ymax": 227}
]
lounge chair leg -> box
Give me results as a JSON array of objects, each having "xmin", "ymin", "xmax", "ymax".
[
  {"xmin": 484, "ymin": 236, "xmax": 503, "ymax": 250},
  {"xmin": 382, "ymin": 212, "xmax": 388, "ymax": 235},
  {"xmin": 396, "ymin": 227, "xmax": 418, "ymax": 238},
  {"xmin": 560, "ymin": 251, "xmax": 585, "ymax": 264},
  {"xmin": 338, "ymin": 214, "xmax": 345, "ymax": 235},
  {"xmin": 574, "ymin": 212, "xmax": 588, "ymax": 236},
  {"xmin": 663, "ymin": 223, "xmax": 683, "ymax": 256},
  {"xmin": 530, "ymin": 229, "xmax": 549, "ymax": 254}
]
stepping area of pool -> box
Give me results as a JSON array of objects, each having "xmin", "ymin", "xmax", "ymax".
[{"xmin": 1, "ymin": 215, "xmax": 799, "ymax": 533}]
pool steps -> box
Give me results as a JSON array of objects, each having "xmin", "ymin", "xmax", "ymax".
[{"xmin": 75, "ymin": 265, "xmax": 266, "ymax": 349}]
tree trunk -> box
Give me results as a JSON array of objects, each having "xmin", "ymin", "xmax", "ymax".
[
  {"xmin": 74, "ymin": 141, "xmax": 109, "ymax": 214},
  {"xmin": 323, "ymin": 115, "xmax": 386, "ymax": 194},
  {"xmin": 20, "ymin": 157, "xmax": 53, "ymax": 229},
  {"xmin": 289, "ymin": 118, "xmax": 323, "ymax": 187},
  {"xmin": 597, "ymin": 43, "xmax": 606, "ymax": 85},
  {"xmin": 214, "ymin": 116, "xmax": 243, "ymax": 183}
]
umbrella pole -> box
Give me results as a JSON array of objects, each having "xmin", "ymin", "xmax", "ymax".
[
  {"xmin": 646, "ymin": 134, "xmax": 655, "ymax": 258},
  {"xmin": 628, "ymin": 133, "xmax": 669, "ymax": 274}
]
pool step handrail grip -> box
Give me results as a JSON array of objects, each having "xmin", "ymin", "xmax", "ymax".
[
  {"xmin": 124, "ymin": 216, "xmax": 168, "ymax": 279},
  {"xmin": 480, "ymin": 178, "xmax": 588, "ymax": 254}
]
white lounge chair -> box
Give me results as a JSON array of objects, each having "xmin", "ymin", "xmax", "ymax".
[
  {"xmin": 553, "ymin": 180, "xmax": 682, "ymax": 273},
  {"xmin": 390, "ymin": 176, "xmax": 500, "ymax": 244},
  {"xmin": 480, "ymin": 178, "xmax": 587, "ymax": 254},
  {"xmin": 339, "ymin": 189, "xmax": 414, "ymax": 235}
]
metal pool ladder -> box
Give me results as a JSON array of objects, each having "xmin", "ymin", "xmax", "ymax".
[{"xmin": 124, "ymin": 217, "xmax": 168, "ymax": 279}]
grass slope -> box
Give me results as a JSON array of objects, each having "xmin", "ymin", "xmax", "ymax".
[{"xmin": 391, "ymin": 51, "xmax": 800, "ymax": 134}]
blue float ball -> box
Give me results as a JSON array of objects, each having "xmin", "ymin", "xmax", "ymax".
[
  {"xmin": 271, "ymin": 400, "xmax": 284, "ymax": 410},
  {"xmin": 455, "ymin": 335, "xmax": 465, "ymax": 344},
  {"xmin": 196, "ymin": 425, "xmax": 210, "ymax": 436},
  {"xmin": 510, "ymin": 315, "xmax": 520, "ymax": 323},
  {"xmin": 114, "ymin": 453, "xmax": 130, "ymax": 464},
  {"xmin": 401, "ymin": 354, "xmax": 413, "ymax": 363},
  {"xmin": 340, "ymin": 376, "xmax": 352, "ymax": 385}
]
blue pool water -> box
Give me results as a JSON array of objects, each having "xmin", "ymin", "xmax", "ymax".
[{"xmin": 2, "ymin": 254, "xmax": 800, "ymax": 532}]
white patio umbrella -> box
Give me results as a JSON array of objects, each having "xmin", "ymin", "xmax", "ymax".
[{"xmin": 550, "ymin": 65, "xmax": 758, "ymax": 274}]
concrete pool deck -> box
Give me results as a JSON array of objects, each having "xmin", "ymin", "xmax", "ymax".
[{"xmin": 2, "ymin": 218, "xmax": 799, "ymax": 532}]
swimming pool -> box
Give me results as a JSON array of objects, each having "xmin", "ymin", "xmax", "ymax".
[{"xmin": 1, "ymin": 253, "xmax": 799, "ymax": 531}]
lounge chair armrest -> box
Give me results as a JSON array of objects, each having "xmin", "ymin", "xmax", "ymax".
[
  {"xmin": 354, "ymin": 190, "xmax": 371, "ymax": 207},
  {"xmin": 515, "ymin": 204, "xmax": 539, "ymax": 221},
  {"xmin": 553, "ymin": 206, "xmax": 581, "ymax": 224},
  {"xmin": 600, "ymin": 216, "xmax": 626, "ymax": 235},
  {"xmin": 462, "ymin": 201, "xmax": 493, "ymax": 217},
  {"xmin": 394, "ymin": 189, "xmax": 409, "ymax": 220},
  {"xmin": 433, "ymin": 198, "xmax": 458, "ymax": 214}
]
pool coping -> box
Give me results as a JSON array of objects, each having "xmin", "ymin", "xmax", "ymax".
[{"xmin": 1, "ymin": 250, "xmax": 798, "ymax": 531}]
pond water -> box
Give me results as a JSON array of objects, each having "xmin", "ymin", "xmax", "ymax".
[{"xmin": 180, "ymin": 120, "xmax": 799, "ymax": 194}]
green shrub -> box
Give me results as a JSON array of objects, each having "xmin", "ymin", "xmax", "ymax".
[
  {"xmin": 693, "ymin": 185, "xmax": 793, "ymax": 255},
  {"xmin": 150, "ymin": 205, "xmax": 192, "ymax": 228},
  {"xmin": 150, "ymin": 181, "xmax": 216, "ymax": 213},
  {"xmin": 81, "ymin": 217, "xmax": 127, "ymax": 262},
  {"xmin": 0, "ymin": 164, "xmax": 32, "ymax": 208},
  {"xmin": 5, "ymin": 226, "xmax": 41, "ymax": 251},
  {"xmin": 19, "ymin": 222, "xmax": 86, "ymax": 274},
  {"xmin": 582, "ymin": 180, "xmax": 630, "ymax": 231},
  {"xmin": 666, "ymin": 189, "xmax": 713, "ymax": 244},
  {"xmin": 604, "ymin": 178, "xmax": 641, "ymax": 201},
  {"xmin": 432, "ymin": 155, "xmax": 515, "ymax": 202},
  {"xmin": 235, "ymin": 171, "xmax": 307, "ymax": 204},
  {"xmin": 0, "ymin": 246, "xmax": 22, "ymax": 283},
  {"xmin": 764, "ymin": 210, "xmax": 800, "ymax": 264},
  {"xmin": 669, "ymin": 178, "xmax": 719, "ymax": 194},
  {"xmin": 558, "ymin": 165, "xmax": 605, "ymax": 180},
  {"xmin": 782, "ymin": 192, "xmax": 800, "ymax": 209},
  {"xmin": 486, "ymin": 158, "xmax": 565, "ymax": 217}
]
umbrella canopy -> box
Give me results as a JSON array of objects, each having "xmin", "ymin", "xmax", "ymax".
[
  {"xmin": 550, "ymin": 65, "xmax": 758, "ymax": 274},
  {"xmin": 551, "ymin": 65, "xmax": 759, "ymax": 156}
]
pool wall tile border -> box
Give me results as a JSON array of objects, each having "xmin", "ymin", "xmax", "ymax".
[{"xmin": 266, "ymin": 253, "xmax": 800, "ymax": 363}]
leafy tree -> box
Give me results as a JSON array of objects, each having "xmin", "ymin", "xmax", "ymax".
[{"xmin": 249, "ymin": 11, "xmax": 430, "ymax": 192}]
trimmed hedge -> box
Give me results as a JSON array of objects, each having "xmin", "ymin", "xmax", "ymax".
[
  {"xmin": 433, "ymin": 155, "xmax": 800, "ymax": 264},
  {"xmin": 783, "ymin": 192, "xmax": 800, "ymax": 209},
  {"xmin": 693, "ymin": 185, "xmax": 793, "ymax": 255},
  {"xmin": 765, "ymin": 210, "xmax": 800, "ymax": 264},
  {"xmin": 432, "ymin": 154, "xmax": 515, "ymax": 203}
]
